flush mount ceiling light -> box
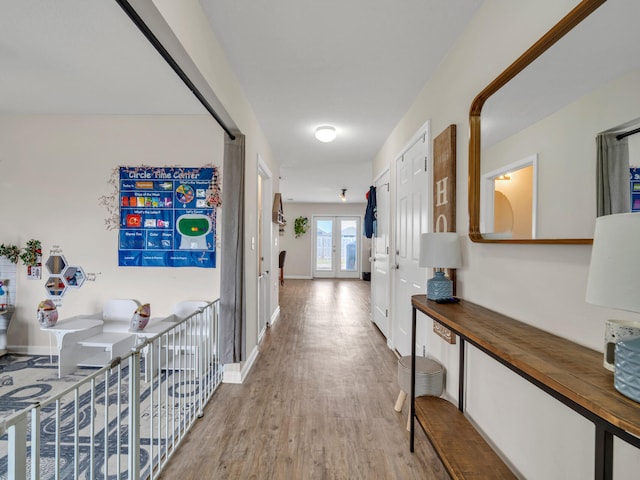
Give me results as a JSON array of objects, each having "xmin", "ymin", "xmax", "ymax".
[{"xmin": 315, "ymin": 125, "xmax": 337, "ymax": 143}]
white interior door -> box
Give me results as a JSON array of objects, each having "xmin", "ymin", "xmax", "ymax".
[
  {"xmin": 392, "ymin": 126, "xmax": 430, "ymax": 357},
  {"xmin": 313, "ymin": 216, "xmax": 361, "ymax": 278},
  {"xmin": 371, "ymin": 170, "xmax": 390, "ymax": 339}
]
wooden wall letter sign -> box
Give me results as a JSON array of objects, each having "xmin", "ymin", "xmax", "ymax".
[
  {"xmin": 433, "ymin": 124, "xmax": 457, "ymax": 293},
  {"xmin": 433, "ymin": 124, "xmax": 456, "ymax": 233}
]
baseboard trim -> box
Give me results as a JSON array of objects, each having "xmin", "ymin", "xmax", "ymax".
[
  {"xmin": 9, "ymin": 345, "xmax": 51, "ymax": 356},
  {"xmin": 284, "ymin": 275, "xmax": 312, "ymax": 280},
  {"xmin": 269, "ymin": 305, "xmax": 281, "ymax": 327},
  {"xmin": 222, "ymin": 345, "xmax": 259, "ymax": 384}
]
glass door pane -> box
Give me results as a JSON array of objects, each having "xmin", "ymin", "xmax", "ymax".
[
  {"xmin": 315, "ymin": 218, "xmax": 334, "ymax": 273},
  {"xmin": 340, "ymin": 219, "xmax": 358, "ymax": 272}
]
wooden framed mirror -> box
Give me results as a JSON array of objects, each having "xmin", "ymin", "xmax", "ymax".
[{"xmin": 469, "ymin": 0, "xmax": 640, "ymax": 244}]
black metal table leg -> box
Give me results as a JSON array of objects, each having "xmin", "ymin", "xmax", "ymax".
[
  {"xmin": 458, "ymin": 337, "xmax": 465, "ymax": 412},
  {"xmin": 410, "ymin": 306, "xmax": 417, "ymax": 452},
  {"xmin": 594, "ymin": 425, "xmax": 613, "ymax": 480}
]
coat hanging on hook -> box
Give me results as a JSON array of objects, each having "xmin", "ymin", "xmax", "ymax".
[{"xmin": 364, "ymin": 186, "xmax": 377, "ymax": 238}]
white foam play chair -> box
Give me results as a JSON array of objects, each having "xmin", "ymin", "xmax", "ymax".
[
  {"xmin": 172, "ymin": 300, "xmax": 209, "ymax": 320},
  {"xmin": 70, "ymin": 299, "xmax": 145, "ymax": 372},
  {"xmin": 100, "ymin": 299, "xmax": 142, "ymax": 332}
]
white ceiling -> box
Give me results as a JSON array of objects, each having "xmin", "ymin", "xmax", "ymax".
[
  {"xmin": 0, "ymin": 0, "xmax": 483, "ymax": 203},
  {"xmin": 0, "ymin": 1, "xmax": 207, "ymax": 115},
  {"xmin": 199, "ymin": 0, "xmax": 483, "ymax": 203}
]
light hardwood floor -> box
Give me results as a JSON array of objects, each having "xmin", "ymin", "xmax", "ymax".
[{"xmin": 159, "ymin": 279, "xmax": 448, "ymax": 479}]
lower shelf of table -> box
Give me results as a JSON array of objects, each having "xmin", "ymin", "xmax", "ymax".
[{"xmin": 414, "ymin": 396, "xmax": 516, "ymax": 480}]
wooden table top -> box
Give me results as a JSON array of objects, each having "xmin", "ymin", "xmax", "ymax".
[{"xmin": 411, "ymin": 295, "xmax": 640, "ymax": 437}]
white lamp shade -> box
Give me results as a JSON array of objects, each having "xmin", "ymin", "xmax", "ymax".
[
  {"xmin": 586, "ymin": 212, "xmax": 640, "ymax": 313},
  {"xmin": 419, "ymin": 232, "xmax": 461, "ymax": 269}
]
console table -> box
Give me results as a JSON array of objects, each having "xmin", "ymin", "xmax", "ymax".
[{"xmin": 410, "ymin": 294, "xmax": 640, "ymax": 480}]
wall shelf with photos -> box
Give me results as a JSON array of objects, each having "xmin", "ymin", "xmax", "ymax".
[{"xmin": 272, "ymin": 193, "xmax": 285, "ymax": 225}]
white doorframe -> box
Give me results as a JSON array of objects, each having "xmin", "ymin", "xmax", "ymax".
[{"xmin": 257, "ymin": 155, "xmax": 273, "ymax": 342}]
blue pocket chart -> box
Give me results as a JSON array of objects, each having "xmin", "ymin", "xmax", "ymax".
[{"xmin": 118, "ymin": 166, "xmax": 218, "ymax": 268}]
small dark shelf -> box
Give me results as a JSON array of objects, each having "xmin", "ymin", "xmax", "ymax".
[{"xmin": 272, "ymin": 193, "xmax": 285, "ymax": 225}]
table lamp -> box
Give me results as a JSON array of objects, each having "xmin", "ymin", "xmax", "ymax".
[
  {"xmin": 586, "ymin": 212, "xmax": 640, "ymax": 400},
  {"xmin": 419, "ymin": 232, "xmax": 461, "ymax": 300}
]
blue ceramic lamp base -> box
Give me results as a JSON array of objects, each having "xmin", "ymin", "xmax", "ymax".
[
  {"xmin": 427, "ymin": 271, "xmax": 453, "ymax": 301},
  {"xmin": 615, "ymin": 336, "xmax": 640, "ymax": 403}
]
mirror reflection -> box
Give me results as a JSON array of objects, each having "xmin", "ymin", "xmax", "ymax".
[
  {"xmin": 481, "ymin": 156, "xmax": 536, "ymax": 239},
  {"xmin": 478, "ymin": 0, "xmax": 640, "ymax": 241},
  {"xmin": 596, "ymin": 119, "xmax": 640, "ymax": 216}
]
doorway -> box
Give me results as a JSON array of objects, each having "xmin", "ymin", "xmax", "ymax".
[
  {"xmin": 480, "ymin": 154, "xmax": 538, "ymax": 239},
  {"xmin": 257, "ymin": 156, "xmax": 273, "ymax": 342},
  {"xmin": 312, "ymin": 216, "xmax": 361, "ymax": 278}
]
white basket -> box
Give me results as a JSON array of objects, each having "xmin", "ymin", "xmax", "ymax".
[{"xmin": 397, "ymin": 355, "xmax": 444, "ymax": 397}]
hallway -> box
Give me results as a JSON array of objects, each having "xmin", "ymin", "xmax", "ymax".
[{"xmin": 159, "ymin": 279, "xmax": 446, "ymax": 479}]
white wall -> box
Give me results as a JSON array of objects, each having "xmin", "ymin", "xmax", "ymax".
[
  {"xmin": 152, "ymin": 0, "xmax": 281, "ymax": 369},
  {"xmin": 0, "ymin": 114, "xmax": 222, "ymax": 353},
  {"xmin": 374, "ymin": 0, "xmax": 640, "ymax": 478},
  {"xmin": 279, "ymin": 202, "xmax": 369, "ymax": 279}
]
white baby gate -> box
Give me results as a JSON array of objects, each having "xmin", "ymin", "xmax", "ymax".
[{"xmin": 1, "ymin": 299, "xmax": 222, "ymax": 480}]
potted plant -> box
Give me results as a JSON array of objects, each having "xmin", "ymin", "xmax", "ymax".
[
  {"xmin": 19, "ymin": 239, "xmax": 42, "ymax": 267},
  {"xmin": 0, "ymin": 239, "xmax": 42, "ymax": 266},
  {"xmin": 294, "ymin": 216, "xmax": 310, "ymax": 238},
  {"xmin": 0, "ymin": 244, "xmax": 21, "ymax": 264}
]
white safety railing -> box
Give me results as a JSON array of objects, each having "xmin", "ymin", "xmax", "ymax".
[{"xmin": 0, "ymin": 299, "xmax": 222, "ymax": 480}]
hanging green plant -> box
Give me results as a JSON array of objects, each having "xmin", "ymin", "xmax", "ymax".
[
  {"xmin": 19, "ymin": 239, "xmax": 42, "ymax": 267},
  {"xmin": 0, "ymin": 244, "xmax": 21, "ymax": 264},
  {"xmin": 294, "ymin": 216, "xmax": 310, "ymax": 238}
]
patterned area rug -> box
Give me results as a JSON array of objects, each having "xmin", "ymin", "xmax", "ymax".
[
  {"xmin": 0, "ymin": 354, "xmax": 97, "ymax": 418},
  {"xmin": 0, "ymin": 354, "xmax": 198, "ymax": 480}
]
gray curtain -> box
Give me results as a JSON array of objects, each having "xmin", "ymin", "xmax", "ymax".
[
  {"xmin": 220, "ymin": 132, "xmax": 245, "ymax": 364},
  {"xmin": 596, "ymin": 133, "xmax": 630, "ymax": 217}
]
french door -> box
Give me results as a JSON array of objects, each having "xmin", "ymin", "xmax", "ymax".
[{"xmin": 313, "ymin": 216, "xmax": 361, "ymax": 278}]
